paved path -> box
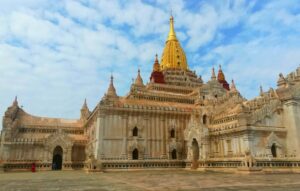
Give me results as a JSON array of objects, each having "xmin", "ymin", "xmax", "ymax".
[{"xmin": 1, "ymin": 170, "xmax": 300, "ymax": 191}]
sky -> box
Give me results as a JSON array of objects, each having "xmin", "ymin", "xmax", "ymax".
[{"xmin": 1, "ymin": 0, "xmax": 300, "ymax": 128}]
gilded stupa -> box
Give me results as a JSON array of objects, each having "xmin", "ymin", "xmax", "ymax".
[{"xmin": 160, "ymin": 15, "xmax": 188, "ymax": 71}]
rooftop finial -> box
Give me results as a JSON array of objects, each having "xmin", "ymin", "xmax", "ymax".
[
  {"xmin": 211, "ymin": 67, "xmax": 216, "ymax": 80},
  {"xmin": 230, "ymin": 79, "xmax": 238, "ymax": 92},
  {"xmin": 260, "ymin": 85, "xmax": 264, "ymax": 96},
  {"xmin": 105, "ymin": 74, "xmax": 117, "ymax": 98},
  {"xmin": 167, "ymin": 13, "xmax": 177, "ymax": 41},
  {"xmin": 217, "ymin": 65, "xmax": 225, "ymax": 81},
  {"xmin": 13, "ymin": 96, "xmax": 18, "ymax": 106},
  {"xmin": 153, "ymin": 54, "xmax": 160, "ymax": 72},
  {"xmin": 84, "ymin": 98, "xmax": 87, "ymax": 106},
  {"xmin": 135, "ymin": 68, "xmax": 144, "ymax": 86},
  {"xmin": 80, "ymin": 98, "xmax": 90, "ymax": 120},
  {"xmin": 81, "ymin": 98, "xmax": 89, "ymax": 110}
]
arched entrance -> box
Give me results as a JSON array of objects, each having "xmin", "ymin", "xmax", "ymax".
[
  {"xmin": 132, "ymin": 148, "xmax": 139, "ymax": 160},
  {"xmin": 52, "ymin": 146, "xmax": 63, "ymax": 170},
  {"xmin": 171, "ymin": 149, "xmax": 177, "ymax": 159},
  {"xmin": 271, "ymin": 143, "xmax": 277, "ymax": 158},
  {"xmin": 191, "ymin": 138, "xmax": 199, "ymax": 169},
  {"xmin": 192, "ymin": 138, "xmax": 199, "ymax": 161}
]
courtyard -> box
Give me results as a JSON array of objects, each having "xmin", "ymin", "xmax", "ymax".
[{"xmin": 1, "ymin": 170, "xmax": 300, "ymax": 191}]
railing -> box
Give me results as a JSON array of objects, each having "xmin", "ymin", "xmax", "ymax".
[
  {"xmin": 3, "ymin": 161, "xmax": 85, "ymax": 171},
  {"xmin": 101, "ymin": 160, "xmax": 185, "ymax": 169},
  {"xmin": 3, "ymin": 162, "xmax": 52, "ymax": 171},
  {"xmin": 195, "ymin": 159, "xmax": 300, "ymax": 169},
  {"xmin": 3, "ymin": 159, "xmax": 300, "ymax": 172}
]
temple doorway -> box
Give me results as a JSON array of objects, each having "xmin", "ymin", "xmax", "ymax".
[
  {"xmin": 132, "ymin": 148, "xmax": 139, "ymax": 160},
  {"xmin": 52, "ymin": 146, "xmax": 63, "ymax": 170},
  {"xmin": 171, "ymin": 149, "xmax": 177, "ymax": 159},
  {"xmin": 191, "ymin": 138, "xmax": 199, "ymax": 169},
  {"xmin": 271, "ymin": 143, "xmax": 277, "ymax": 158}
]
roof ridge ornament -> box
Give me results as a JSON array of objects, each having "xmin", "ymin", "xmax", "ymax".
[{"xmin": 134, "ymin": 68, "xmax": 144, "ymax": 86}]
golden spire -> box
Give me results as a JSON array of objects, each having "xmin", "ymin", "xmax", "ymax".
[
  {"xmin": 167, "ymin": 15, "xmax": 177, "ymax": 41},
  {"xmin": 160, "ymin": 15, "xmax": 188, "ymax": 71}
]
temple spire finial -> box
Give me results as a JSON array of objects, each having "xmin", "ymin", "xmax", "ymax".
[
  {"xmin": 260, "ymin": 85, "xmax": 264, "ymax": 96},
  {"xmin": 105, "ymin": 74, "xmax": 117, "ymax": 98},
  {"xmin": 80, "ymin": 98, "xmax": 90, "ymax": 120},
  {"xmin": 81, "ymin": 98, "xmax": 88, "ymax": 110},
  {"xmin": 217, "ymin": 65, "xmax": 225, "ymax": 81},
  {"xmin": 13, "ymin": 96, "xmax": 18, "ymax": 106},
  {"xmin": 230, "ymin": 79, "xmax": 238, "ymax": 93},
  {"xmin": 211, "ymin": 67, "xmax": 216, "ymax": 80},
  {"xmin": 135, "ymin": 68, "xmax": 144, "ymax": 86},
  {"xmin": 153, "ymin": 54, "xmax": 160, "ymax": 72},
  {"xmin": 167, "ymin": 13, "xmax": 177, "ymax": 41}
]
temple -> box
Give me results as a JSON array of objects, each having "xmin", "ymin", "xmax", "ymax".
[{"xmin": 1, "ymin": 16, "xmax": 300, "ymax": 173}]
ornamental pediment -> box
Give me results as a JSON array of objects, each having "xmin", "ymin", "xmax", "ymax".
[{"xmin": 45, "ymin": 129, "xmax": 73, "ymax": 149}]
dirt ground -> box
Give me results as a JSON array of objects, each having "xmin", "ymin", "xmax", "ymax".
[{"xmin": 1, "ymin": 170, "xmax": 300, "ymax": 191}]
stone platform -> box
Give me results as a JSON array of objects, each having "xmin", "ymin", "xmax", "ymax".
[{"xmin": 1, "ymin": 170, "xmax": 300, "ymax": 191}]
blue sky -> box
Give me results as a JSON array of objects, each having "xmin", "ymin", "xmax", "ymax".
[{"xmin": 1, "ymin": 0, "xmax": 300, "ymax": 128}]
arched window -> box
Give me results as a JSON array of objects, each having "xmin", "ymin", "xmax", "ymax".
[
  {"xmin": 170, "ymin": 129, "xmax": 175, "ymax": 138},
  {"xmin": 271, "ymin": 143, "xmax": 277, "ymax": 158},
  {"xmin": 172, "ymin": 149, "xmax": 177, "ymax": 159},
  {"xmin": 132, "ymin": 149, "xmax": 139, "ymax": 160},
  {"xmin": 203, "ymin": 115, "xmax": 207, "ymax": 125},
  {"xmin": 133, "ymin": 127, "xmax": 138, "ymax": 137}
]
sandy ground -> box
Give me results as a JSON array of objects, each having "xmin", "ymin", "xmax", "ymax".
[{"xmin": 1, "ymin": 170, "xmax": 300, "ymax": 191}]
